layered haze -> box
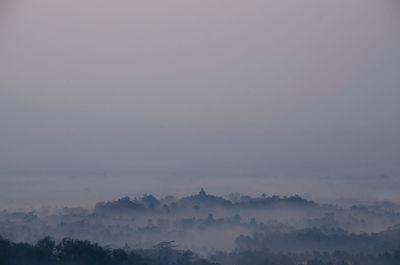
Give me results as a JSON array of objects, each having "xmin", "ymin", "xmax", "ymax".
[{"xmin": 1, "ymin": 0, "xmax": 400, "ymax": 209}]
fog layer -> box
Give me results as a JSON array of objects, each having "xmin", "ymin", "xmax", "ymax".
[{"xmin": 1, "ymin": 0, "xmax": 400, "ymax": 208}]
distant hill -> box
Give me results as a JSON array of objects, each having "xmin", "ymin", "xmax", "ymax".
[{"xmin": 94, "ymin": 189, "xmax": 316, "ymax": 214}]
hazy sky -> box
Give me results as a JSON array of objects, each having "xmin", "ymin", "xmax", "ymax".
[{"xmin": 1, "ymin": 0, "xmax": 400, "ymax": 185}]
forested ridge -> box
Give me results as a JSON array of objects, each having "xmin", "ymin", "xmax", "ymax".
[
  {"xmin": 2, "ymin": 190, "xmax": 400, "ymax": 265},
  {"xmin": 0, "ymin": 236, "xmax": 216, "ymax": 265},
  {"xmin": 1, "ymin": 236, "xmax": 400, "ymax": 265}
]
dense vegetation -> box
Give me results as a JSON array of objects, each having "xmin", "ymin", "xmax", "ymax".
[
  {"xmin": 2, "ymin": 190, "xmax": 400, "ymax": 265},
  {"xmin": 1, "ymin": 236, "xmax": 400, "ymax": 265},
  {"xmin": 212, "ymin": 248, "xmax": 400, "ymax": 265},
  {"xmin": 94, "ymin": 189, "xmax": 316, "ymax": 214},
  {"xmin": 235, "ymin": 225, "xmax": 400, "ymax": 252},
  {"xmin": 0, "ymin": 236, "xmax": 216, "ymax": 265}
]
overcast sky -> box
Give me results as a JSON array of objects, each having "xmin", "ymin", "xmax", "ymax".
[{"xmin": 1, "ymin": 0, "xmax": 400, "ymax": 185}]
